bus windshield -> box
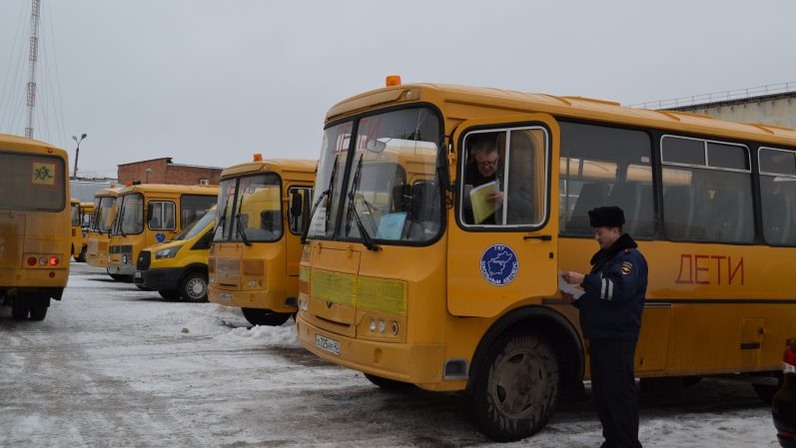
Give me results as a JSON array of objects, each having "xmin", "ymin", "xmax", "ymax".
[
  {"xmin": 115, "ymin": 193, "xmax": 144, "ymax": 235},
  {"xmin": 215, "ymin": 173, "xmax": 282, "ymax": 243},
  {"xmin": 95, "ymin": 196, "xmax": 116, "ymax": 233},
  {"xmin": 0, "ymin": 151, "xmax": 66, "ymax": 211},
  {"xmin": 307, "ymin": 107, "xmax": 443, "ymax": 244},
  {"xmin": 174, "ymin": 207, "xmax": 216, "ymax": 241}
]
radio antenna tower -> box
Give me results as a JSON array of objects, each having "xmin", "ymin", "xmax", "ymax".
[{"xmin": 25, "ymin": 0, "xmax": 41, "ymax": 138}]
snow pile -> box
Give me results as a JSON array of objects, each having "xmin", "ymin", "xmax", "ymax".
[{"xmin": 215, "ymin": 323, "xmax": 298, "ymax": 348}]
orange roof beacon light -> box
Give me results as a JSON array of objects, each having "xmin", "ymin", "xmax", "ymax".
[
  {"xmin": 386, "ymin": 75, "xmax": 402, "ymax": 87},
  {"xmin": 253, "ymin": 153, "xmax": 263, "ymax": 162}
]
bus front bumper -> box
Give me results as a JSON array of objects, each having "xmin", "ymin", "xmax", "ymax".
[
  {"xmin": 208, "ymin": 285, "xmax": 296, "ymax": 313},
  {"xmin": 135, "ymin": 267, "xmax": 182, "ymax": 291},
  {"xmin": 296, "ymin": 313, "xmax": 462, "ymax": 391}
]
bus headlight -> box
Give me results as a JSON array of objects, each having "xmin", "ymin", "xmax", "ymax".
[
  {"xmin": 369, "ymin": 319, "xmax": 377, "ymax": 332},
  {"xmin": 155, "ymin": 246, "xmax": 182, "ymax": 259},
  {"xmin": 378, "ymin": 320, "xmax": 386, "ymax": 334}
]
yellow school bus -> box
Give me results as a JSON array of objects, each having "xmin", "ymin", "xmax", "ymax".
[
  {"xmin": 86, "ymin": 187, "xmax": 121, "ymax": 268},
  {"xmin": 296, "ymin": 79, "xmax": 796, "ymax": 441},
  {"xmin": 108, "ymin": 184, "xmax": 218, "ymax": 282},
  {"xmin": 208, "ymin": 157, "xmax": 315, "ymax": 325},
  {"xmin": 70, "ymin": 200, "xmax": 94, "ymax": 262},
  {"xmin": 0, "ymin": 133, "xmax": 70, "ymax": 321}
]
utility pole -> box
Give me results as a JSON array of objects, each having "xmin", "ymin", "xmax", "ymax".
[{"xmin": 25, "ymin": 0, "xmax": 41, "ymax": 138}]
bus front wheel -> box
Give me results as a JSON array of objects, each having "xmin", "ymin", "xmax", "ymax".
[
  {"xmin": 241, "ymin": 308, "xmax": 291, "ymax": 326},
  {"xmin": 363, "ymin": 373, "xmax": 415, "ymax": 391},
  {"xmin": 468, "ymin": 330, "xmax": 559, "ymax": 442},
  {"xmin": 180, "ymin": 272, "xmax": 208, "ymax": 302}
]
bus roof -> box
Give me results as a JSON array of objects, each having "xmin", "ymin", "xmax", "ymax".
[
  {"xmin": 326, "ymin": 83, "xmax": 796, "ymax": 147},
  {"xmin": 0, "ymin": 133, "xmax": 68, "ymax": 157},
  {"xmin": 220, "ymin": 159, "xmax": 317, "ymax": 181},
  {"xmin": 94, "ymin": 186, "xmax": 125, "ymax": 198},
  {"xmin": 116, "ymin": 183, "xmax": 219, "ymax": 196}
]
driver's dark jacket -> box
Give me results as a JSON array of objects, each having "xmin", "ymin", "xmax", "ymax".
[{"xmin": 573, "ymin": 234, "xmax": 648, "ymax": 341}]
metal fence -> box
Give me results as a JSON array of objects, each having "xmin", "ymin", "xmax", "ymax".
[{"xmin": 629, "ymin": 82, "xmax": 796, "ymax": 110}]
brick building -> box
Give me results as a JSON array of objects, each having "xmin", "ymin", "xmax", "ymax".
[{"xmin": 117, "ymin": 157, "xmax": 222, "ymax": 186}]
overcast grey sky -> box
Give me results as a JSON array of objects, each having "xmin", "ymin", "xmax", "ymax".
[{"xmin": 1, "ymin": 0, "xmax": 794, "ymax": 178}]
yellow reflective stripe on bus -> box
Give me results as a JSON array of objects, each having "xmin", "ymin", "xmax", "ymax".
[
  {"xmin": 358, "ymin": 276, "xmax": 407, "ymax": 315},
  {"xmin": 310, "ymin": 270, "xmax": 356, "ymax": 306}
]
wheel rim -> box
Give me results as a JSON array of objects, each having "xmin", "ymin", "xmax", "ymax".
[
  {"xmin": 489, "ymin": 346, "xmax": 546, "ymax": 418},
  {"xmin": 185, "ymin": 277, "xmax": 206, "ymax": 300}
]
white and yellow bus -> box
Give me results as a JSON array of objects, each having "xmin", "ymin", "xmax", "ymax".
[
  {"xmin": 86, "ymin": 187, "xmax": 121, "ymax": 269},
  {"xmin": 0, "ymin": 134, "xmax": 70, "ymax": 321},
  {"xmin": 297, "ymin": 79, "xmax": 796, "ymax": 441},
  {"xmin": 208, "ymin": 156, "xmax": 315, "ymax": 325},
  {"xmin": 108, "ymin": 184, "xmax": 217, "ymax": 282}
]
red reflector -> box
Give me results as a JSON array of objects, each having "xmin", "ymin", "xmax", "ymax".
[
  {"xmin": 49, "ymin": 256, "xmax": 59, "ymax": 266},
  {"xmin": 49, "ymin": 272, "xmax": 55, "ymax": 278},
  {"xmin": 27, "ymin": 257, "xmax": 37, "ymax": 266}
]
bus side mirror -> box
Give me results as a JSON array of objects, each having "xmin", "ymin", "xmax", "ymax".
[{"xmin": 290, "ymin": 191, "xmax": 303, "ymax": 217}]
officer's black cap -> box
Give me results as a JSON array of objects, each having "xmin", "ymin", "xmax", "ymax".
[{"xmin": 588, "ymin": 206, "xmax": 625, "ymax": 228}]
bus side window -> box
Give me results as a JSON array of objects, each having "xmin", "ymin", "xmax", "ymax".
[{"xmin": 566, "ymin": 183, "xmax": 610, "ymax": 234}]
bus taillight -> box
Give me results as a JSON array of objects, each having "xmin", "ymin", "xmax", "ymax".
[
  {"xmin": 27, "ymin": 257, "xmax": 37, "ymax": 266},
  {"xmin": 48, "ymin": 256, "xmax": 59, "ymax": 266}
]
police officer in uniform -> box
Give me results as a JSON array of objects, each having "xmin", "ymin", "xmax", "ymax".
[{"xmin": 562, "ymin": 206, "xmax": 648, "ymax": 448}]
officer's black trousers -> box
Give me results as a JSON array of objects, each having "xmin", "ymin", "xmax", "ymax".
[{"xmin": 589, "ymin": 338, "xmax": 642, "ymax": 448}]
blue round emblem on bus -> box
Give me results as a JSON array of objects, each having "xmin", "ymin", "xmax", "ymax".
[
  {"xmin": 480, "ymin": 244, "xmax": 519, "ymax": 286},
  {"xmin": 155, "ymin": 232, "xmax": 166, "ymax": 243}
]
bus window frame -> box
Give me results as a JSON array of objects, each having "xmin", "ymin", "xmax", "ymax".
[
  {"xmin": 147, "ymin": 200, "xmax": 177, "ymax": 231},
  {"xmin": 660, "ymin": 134, "xmax": 752, "ymax": 174},
  {"xmin": 757, "ymin": 145, "xmax": 796, "ymax": 247},
  {"xmin": 457, "ymin": 124, "xmax": 551, "ymax": 232},
  {"xmin": 219, "ymin": 171, "xmax": 285, "ymax": 244}
]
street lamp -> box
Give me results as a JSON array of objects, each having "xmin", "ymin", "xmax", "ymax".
[
  {"xmin": 72, "ymin": 133, "xmax": 87, "ymax": 179},
  {"xmin": 145, "ymin": 168, "xmax": 152, "ymax": 183}
]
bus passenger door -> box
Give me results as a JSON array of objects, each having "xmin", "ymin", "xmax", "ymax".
[{"xmin": 447, "ymin": 115, "xmax": 560, "ymax": 317}]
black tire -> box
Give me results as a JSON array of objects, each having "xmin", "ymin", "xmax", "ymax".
[
  {"xmin": 468, "ymin": 331, "xmax": 559, "ymax": 442},
  {"xmin": 753, "ymin": 375, "xmax": 783, "ymax": 404},
  {"xmin": 158, "ymin": 290, "xmax": 181, "ymax": 300},
  {"xmin": 363, "ymin": 373, "xmax": 415, "ymax": 390},
  {"xmin": 109, "ymin": 273, "xmax": 133, "ymax": 282},
  {"xmin": 75, "ymin": 246, "xmax": 87, "ymax": 262},
  {"xmin": 11, "ymin": 300, "xmax": 29, "ymax": 320},
  {"xmin": 29, "ymin": 303, "xmax": 48, "ymax": 321},
  {"xmin": 241, "ymin": 307, "xmax": 291, "ymax": 326},
  {"xmin": 179, "ymin": 272, "xmax": 208, "ymax": 302}
]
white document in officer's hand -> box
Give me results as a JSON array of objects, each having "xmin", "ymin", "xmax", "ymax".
[{"xmin": 558, "ymin": 273, "xmax": 585, "ymax": 300}]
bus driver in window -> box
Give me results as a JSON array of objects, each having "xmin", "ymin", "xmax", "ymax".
[{"xmin": 463, "ymin": 135, "xmax": 503, "ymax": 224}]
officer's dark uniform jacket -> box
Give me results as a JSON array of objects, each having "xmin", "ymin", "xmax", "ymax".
[{"xmin": 573, "ymin": 233, "xmax": 648, "ymax": 341}]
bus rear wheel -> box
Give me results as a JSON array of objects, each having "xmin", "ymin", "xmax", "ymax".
[
  {"xmin": 29, "ymin": 303, "xmax": 48, "ymax": 321},
  {"xmin": 11, "ymin": 300, "xmax": 29, "ymax": 320},
  {"xmin": 180, "ymin": 272, "xmax": 208, "ymax": 302},
  {"xmin": 468, "ymin": 330, "xmax": 559, "ymax": 442},
  {"xmin": 241, "ymin": 307, "xmax": 291, "ymax": 326}
]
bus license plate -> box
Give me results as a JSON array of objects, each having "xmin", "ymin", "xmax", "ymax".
[
  {"xmin": 219, "ymin": 293, "xmax": 233, "ymax": 302},
  {"xmin": 315, "ymin": 334, "xmax": 341, "ymax": 356}
]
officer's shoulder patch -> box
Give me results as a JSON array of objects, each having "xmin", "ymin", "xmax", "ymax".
[{"xmin": 620, "ymin": 261, "xmax": 633, "ymax": 275}]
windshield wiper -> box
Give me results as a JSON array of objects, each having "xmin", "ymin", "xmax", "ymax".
[
  {"xmin": 300, "ymin": 153, "xmax": 340, "ymax": 244},
  {"xmin": 301, "ymin": 189, "xmax": 329, "ymax": 244},
  {"xmin": 345, "ymin": 154, "xmax": 380, "ymax": 252},
  {"xmin": 234, "ymin": 213, "xmax": 252, "ymax": 246}
]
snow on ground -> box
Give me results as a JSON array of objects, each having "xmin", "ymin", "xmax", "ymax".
[{"xmin": 0, "ymin": 263, "xmax": 783, "ymax": 447}]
